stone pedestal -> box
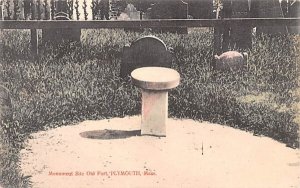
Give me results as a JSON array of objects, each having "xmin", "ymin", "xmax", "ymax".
[
  {"xmin": 131, "ymin": 67, "xmax": 180, "ymax": 137},
  {"xmin": 141, "ymin": 90, "xmax": 168, "ymax": 136}
]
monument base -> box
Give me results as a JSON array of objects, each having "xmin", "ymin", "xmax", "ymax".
[{"xmin": 141, "ymin": 90, "xmax": 168, "ymax": 137}]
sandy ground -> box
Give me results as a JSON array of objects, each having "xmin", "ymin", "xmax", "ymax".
[{"xmin": 20, "ymin": 116, "xmax": 300, "ymax": 188}]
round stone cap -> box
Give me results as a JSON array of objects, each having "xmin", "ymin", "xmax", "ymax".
[{"xmin": 131, "ymin": 67, "xmax": 180, "ymax": 90}]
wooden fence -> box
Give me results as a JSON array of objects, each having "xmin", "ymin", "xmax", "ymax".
[
  {"xmin": 1, "ymin": 18, "xmax": 299, "ymax": 29},
  {"xmin": 0, "ymin": 18, "xmax": 299, "ymax": 56}
]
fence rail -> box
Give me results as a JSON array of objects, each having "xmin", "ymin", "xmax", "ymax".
[
  {"xmin": 0, "ymin": 18, "xmax": 300, "ymax": 29},
  {"xmin": 1, "ymin": 18, "xmax": 299, "ymax": 58}
]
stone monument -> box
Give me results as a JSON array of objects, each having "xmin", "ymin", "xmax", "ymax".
[
  {"xmin": 42, "ymin": 12, "xmax": 81, "ymax": 45},
  {"xmin": 186, "ymin": 0, "xmax": 213, "ymax": 19},
  {"xmin": 222, "ymin": 0, "xmax": 252, "ymax": 51},
  {"xmin": 147, "ymin": 0, "xmax": 188, "ymax": 34},
  {"xmin": 124, "ymin": 4, "xmax": 140, "ymax": 20},
  {"xmin": 251, "ymin": 0, "xmax": 288, "ymax": 35},
  {"xmin": 287, "ymin": 1, "xmax": 300, "ymax": 34},
  {"xmin": 120, "ymin": 36, "xmax": 173, "ymax": 78},
  {"xmin": 131, "ymin": 67, "xmax": 180, "ymax": 136}
]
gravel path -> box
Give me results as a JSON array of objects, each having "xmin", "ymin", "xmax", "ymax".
[{"xmin": 20, "ymin": 116, "xmax": 300, "ymax": 188}]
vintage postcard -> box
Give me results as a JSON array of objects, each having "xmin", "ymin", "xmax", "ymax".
[{"xmin": 0, "ymin": 0, "xmax": 299, "ymax": 187}]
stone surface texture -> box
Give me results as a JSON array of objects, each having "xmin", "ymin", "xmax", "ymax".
[
  {"xmin": 131, "ymin": 67, "xmax": 180, "ymax": 90},
  {"xmin": 20, "ymin": 116, "xmax": 300, "ymax": 188},
  {"xmin": 131, "ymin": 67, "xmax": 180, "ymax": 136},
  {"xmin": 120, "ymin": 36, "xmax": 173, "ymax": 78}
]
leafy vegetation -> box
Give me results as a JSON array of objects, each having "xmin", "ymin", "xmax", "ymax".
[{"xmin": 0, "ymin": 28, "xmax": 299, "ymax": 187}]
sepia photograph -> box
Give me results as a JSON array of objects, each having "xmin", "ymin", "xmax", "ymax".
[{"xmin": 0, "ymin": 0, "xmax": 299, "ymax": 187}]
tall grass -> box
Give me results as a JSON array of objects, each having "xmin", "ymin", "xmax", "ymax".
[{"xmin": 0, "ymin": 28, "xmax": 299, "ymax": 187}]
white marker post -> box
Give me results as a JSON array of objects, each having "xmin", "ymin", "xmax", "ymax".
[{"xmin": 131, "ymin": 67, "xmax": 180, "ymax": 137}]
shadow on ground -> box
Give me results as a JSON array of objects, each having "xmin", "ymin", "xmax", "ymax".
[{"xmin": 80, "ymin": 129, "xmax": 141, "ymax": 140}]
